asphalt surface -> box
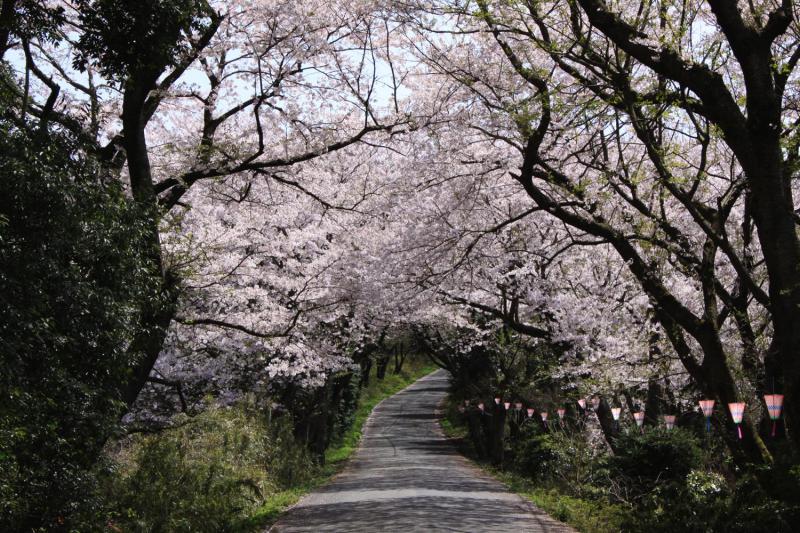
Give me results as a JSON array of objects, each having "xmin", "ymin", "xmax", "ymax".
[{"xmin": 269, "ymin": 369, "xmax": 576, "ymax": 532}]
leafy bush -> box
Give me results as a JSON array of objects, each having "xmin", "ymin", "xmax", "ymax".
[
  {"xmin": 510, "ymin": 429, "xmax": 561, "ymax": 481},
  {"xmin": 0, "ymin": 110, "xmax": 161, "ymax": 529},
  {"xmin": 609, "ymin": 428, "xmax": 703, "ymax": 488},
  {"xmin": 510, "ymin": 427, "xmax": 608, "ymax": 496},
  {"xmin": 102, "ymin": 404, "xmax": 316, "ymax": 532}
]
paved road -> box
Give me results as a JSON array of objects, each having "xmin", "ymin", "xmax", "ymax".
[{"xmin": 270, "ymin": 369, "xmax": 575, "ymax": 532}]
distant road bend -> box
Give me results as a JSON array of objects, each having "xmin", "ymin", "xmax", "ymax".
[{"xmin": 269, "ymin": 369, "xmax": 576, "ymax": 532}]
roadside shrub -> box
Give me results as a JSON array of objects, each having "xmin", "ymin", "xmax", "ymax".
[
  {"xmin": 0, "ymin": 109, "xmax": 162, "ymax": 530},
  {"xmin": 510, "ymin": 428, "xmax": 608, "ymax": 494},
  {"xmin": 718, "ymin": 469, "xmax": 799, "ymax": 533},
  {"xmin": 103, "ymin": 404, "xmax": 316, "ymax": 532},
  {"xmin": 510, "ymin": 429, "xmax": 561, "ymax": 481},
  {"xmin": 609, "ymin": 428, "xmax": 703, "ymax": 488}
]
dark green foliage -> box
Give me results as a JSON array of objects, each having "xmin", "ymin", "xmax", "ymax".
[
  {"xmin": 73, "ymin": 0, "xmax": 214, "ymax": 80},
  {"xmin": 609, "ymin": 427, "xmax": 703, "ymax": 486},
  {"xmin": 1, "ymin": 0, "xmax": 65, "ymax": 47},
  {"xmin": 0, "ymin": 120, "xmax": 161, "ymax": 529},
  {"xmin": 510, "ymin": 429, "xmax": 561, "ymax": 481},
  {"xmin": 332, "ymin": 369, "xmax": 361, "ymax": 442},
  {"xmin": 103, "ymin": 404, "xmax": 317, "ymax": 533}
]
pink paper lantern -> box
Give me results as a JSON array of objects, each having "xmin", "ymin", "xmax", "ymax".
[
  {"xmin": 764, "ymin": 394, "xmax": 783, "ymax": 437},
  {"xmin": 464, "ymin": 400, "xmax": 469, "ymax": 406},
  {"xmin": 526, "ymin": 408, "xmax": 534, "ymax": 418},
  {"xmin": 515, "ymin": 402, "xmax": 523, "ymax": 410},
  {"xmin": 699, "ymin": 399, "xmax": 715, "ymax": 417},
  {"xmin": 764, "ymin": 394, "xmax": 784, "ymax": 437},
  {"xmin": 610, "ymin": 407, "xmax": 621, "ymax": 421},
  {"xmin": 764, "ymin": 394, "xmax": 784, "ymax": 419},
  {"xmin": 699, "ymin": 399, "xmax": 715, "ymax": 432},
  {"xmin": 478, "ymin": 402, "xmax": 485, "ymax": 413},
  {"xmin": 728, "ymin": 402, "xmax": 746, "ymax": 440},
  {"xmin": 504, "ymin": 402, "xmax": 511, "ymax": 411},
  {"xmin": 494, "ymin": 397, "xmax": 501, "ymax": 405},
  {"xmin": 663, "ymin": 415, "xmax": 676, "ymax": 430},
  {"xmin": 633, "ymin": 411, "xmax": 645, "ymax": 428},
  {"xmin": 541, "ymin": 411, "xmax": 548, "ymax": 422},
  {"xmin": 557, "ymin": 408, "xmax": 566, "ymax": 421},
  {"xmin": 577, "ymin": 399, "xmax": 586, "ymax": 409}
]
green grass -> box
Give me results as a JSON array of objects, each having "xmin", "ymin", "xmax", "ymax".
[
  {"xmin": 491, "ymin": 470, "xmax": 627, "ymax": 533},
  {"xmin": 242, "ymin": 358, "xmax": 438, "ymax": 530}
]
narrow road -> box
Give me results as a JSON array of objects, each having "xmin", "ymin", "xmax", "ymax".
[{"xmin": 270, "ymin": 369, "xmax": 575, "ymax": 532}]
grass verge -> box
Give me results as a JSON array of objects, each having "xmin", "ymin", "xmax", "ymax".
[{"xmin": 243, "ymin": 358, "xmax": 438, "ymax": 530}]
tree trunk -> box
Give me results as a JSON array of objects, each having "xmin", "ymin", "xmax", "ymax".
[
  {"xmin": 376, "ymin": 353, "xmax": 390, "ymax": 380},
  {"xmin": 393, "ymin": 345, "xmax": 407, "ymax": 374},
  {"xmin": 488, "ymin": 402, "xmax": 506, "ymax": 465},
  {"xmin": 118, "ymin": 70, "xmax": 178, "ymax": 410}
]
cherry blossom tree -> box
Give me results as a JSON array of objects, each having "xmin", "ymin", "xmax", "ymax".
[
  {"xmin": 394, "ymin": 0, "xmax": 800, "ymax": 463},
  {"xmin": 6, "ymin": 0, "xmax": 415, "ymax": 416}
]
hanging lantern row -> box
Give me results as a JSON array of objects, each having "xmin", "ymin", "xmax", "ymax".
[
  {"xmin": 464, "ymin": 392, "xmax": 784, "ymax": 439},
  {"xmin": 696, "ymin": 394, "xmax": 784, "ymax": 439}
]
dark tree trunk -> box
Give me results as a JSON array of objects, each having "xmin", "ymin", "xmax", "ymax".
[
  {"xmin": 360, "ymin": 358, "xmax": 372, "ymax": 388},
  {"xmin": 376, "ymin": 353, "xmax": 390, "ymax": 380},
  {"xmin": 118, "ymin": 70, "xmax": 179, "ymax": 410},
  {"xmin": 393, "ymin": 345, "xmax": 407, "ymax": 374},
  {"xmin": 488, "ymin": 402, "xmax": 506, "ymax": 465}
]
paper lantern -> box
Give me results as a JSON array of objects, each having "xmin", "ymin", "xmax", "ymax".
[
  {"xmin": 764, "ymin": 394, "xmax": 784, "ymax": 437},
  {"xmin": 478, "ymin": 402, "xmax": 485, "ymax": 413},
  {"xmin": 663, "ymin": 415, "xmax": 676, "ymax": 430},
  {"xmin": 541, "ymin": 411, "xmax": 548, "ymax": 422},
  {"xmin": 557, "ymin": 408, "xmax": 566, "ymax": 421},
  {"xmin": 526, "ymin": 408, "xmax": 534, "ymax": 418},
  {"xmin": 515, "ymin": 402, "xmax": 523, "ymax": 410},
  {"xmin": 577, "ymin": 399, "xmax": 586, "ymax": 409},
  {"xmin": 464, "ymin": 400, "xmax": 469, "ymax": 406},
  {"xmin": 591, "ymin": 396, "xmax": 601, "ymax": 410},
  {"xmin": 458, "ymin": 406, "xmax": 465, "ymax": 413},
  {"xmin": 699, "ymin": 399, "xmax": 715, "ymax": 433},
  {"xmin": 494, "ymin": 397, "xmax": 501, "ymax": 405},
  {"xmin": 610, "ymin": 407, "xmax": 621, "ymax": 420},
  {"xmin": 633, "ymin": 411, "xmax": 645, "ymax": 429},
  {"xmin": 728, "ymin": 402, "xmax": 746, "ymax": 440},
  {"xmin": 504, "ymin": 402, "xmax": 511, "ymax": 411}
]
